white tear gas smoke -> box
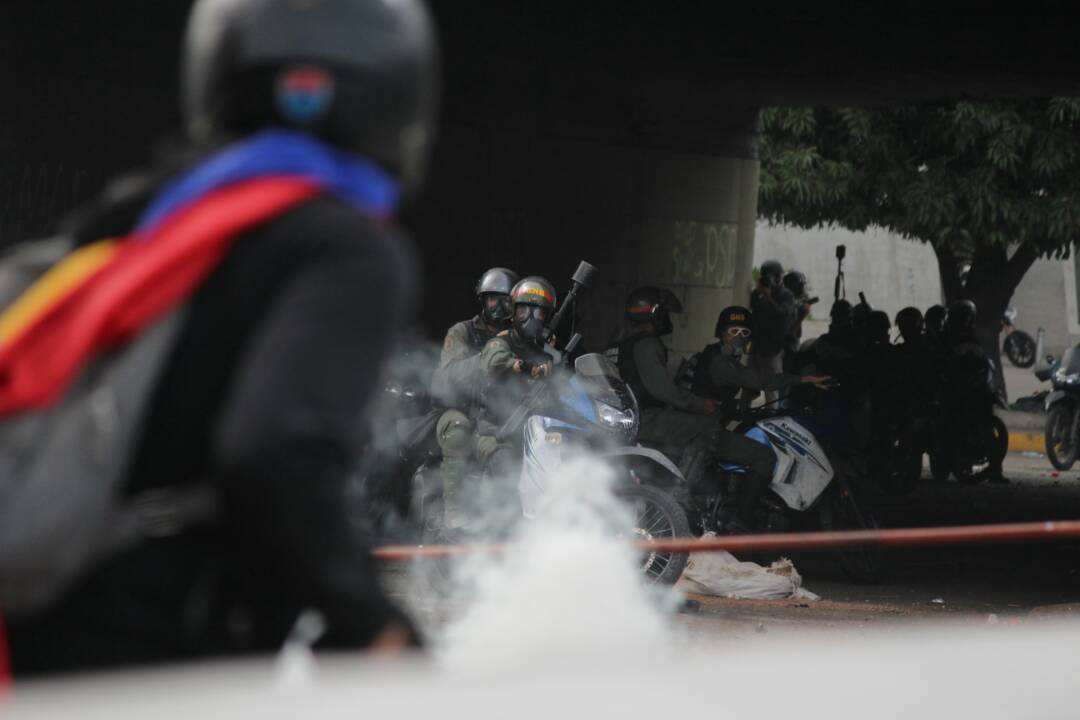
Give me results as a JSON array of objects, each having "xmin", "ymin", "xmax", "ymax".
[{"xmin": 414, "ymin": 452, "xmax": 684, "ymax": 669}]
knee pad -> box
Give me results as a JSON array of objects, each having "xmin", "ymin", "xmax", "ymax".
[{"xmin": 437, "ymin": 411, "xmax": 474, "ymax": 457}]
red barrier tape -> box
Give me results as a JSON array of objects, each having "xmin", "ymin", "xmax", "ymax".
[
  {"xmin": 0, "ymin": 613, "xmax": 9, "ymax": 692},
  {"xmin": 371, "ymin": 519, "xmax": 1080, "ymax": 561}
]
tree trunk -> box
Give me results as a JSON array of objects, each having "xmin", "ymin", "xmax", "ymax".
[{"xmin": 961, "ymin": 242, "xmax": 1040, "ymax": 401}]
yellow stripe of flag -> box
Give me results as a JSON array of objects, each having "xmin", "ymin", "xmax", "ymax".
[{"xmin": 0, "ymin": 239, "xmax": 119, "ymax": 347}]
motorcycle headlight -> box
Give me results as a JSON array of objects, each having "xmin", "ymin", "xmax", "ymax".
[
  {"xmin": 596, "ymin": 401, "xmax": 638, "ymax": 438},
  {"xmin": 1055, "ymin": 368, "xmax": 1080, "ymax": 385}
]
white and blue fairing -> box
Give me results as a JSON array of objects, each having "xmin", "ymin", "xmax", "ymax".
[{"xmin": 721, "ymin": 416, "xmax": 834, "ymax": 511}]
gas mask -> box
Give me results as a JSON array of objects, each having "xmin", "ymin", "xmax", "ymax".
[
  {"xmin": 513, "ymin": 303, "xmax": 549, "ymax": 344},
  {"xmin": 652, "ymin": 305, "xmax": 674, "ymax": 336},
  {"xmin": 481, "ymin": 293, "xmax": 512, "ymax": 329},
  {"xmin": 722, "ymin": 326, "xmax": 751, "ymax": 359}
]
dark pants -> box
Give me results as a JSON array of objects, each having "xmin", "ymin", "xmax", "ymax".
[{"xmin": 714, "ymin": 429, "xmax": 777, "ymax": 525}]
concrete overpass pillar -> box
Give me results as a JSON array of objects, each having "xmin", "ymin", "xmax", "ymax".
[
  {"xmin": 412, "ymin": 110, "xmax": 762, "ymax": 356},
  {"xmin": 632, "ymin": 149, "xmax": 761, "ymax": 356}
]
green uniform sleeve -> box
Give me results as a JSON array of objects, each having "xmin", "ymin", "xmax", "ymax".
[
  {"xmin": 707, "ymin": 353, "xmax": 802, "ymax": 392},
  {"xmin": 633, "ymin": 336, "xmax": 708, "ymax": 413},
  {"xmin": 431, "ymin": 322, "xmax": 483, "ymax": 405},
  {"xmin": 480, "ymin": 336, "xmax": 520, "ymax": 376}
]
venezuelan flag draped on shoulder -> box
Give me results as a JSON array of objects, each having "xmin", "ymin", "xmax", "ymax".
[
  {"xmin": 0, "ymin": 129, "xmax": 400, "ymax": 616},
  {"xmin": 0, "ymin": 129, "xmax": 399, "ymax": 414}
]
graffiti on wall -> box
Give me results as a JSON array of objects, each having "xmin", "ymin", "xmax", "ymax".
[{"xmin": 670, "ymin": 220, "xmax": 738, "ymax": 288}]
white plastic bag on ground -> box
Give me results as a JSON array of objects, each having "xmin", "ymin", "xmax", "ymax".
[{"xmin": 676, "ymin": 533, "xmax": 819, "ymax": 600}]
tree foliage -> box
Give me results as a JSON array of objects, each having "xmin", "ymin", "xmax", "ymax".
[{"xmin": 759, "ymin": 99, "xmax": 1080, "ymax": 265}]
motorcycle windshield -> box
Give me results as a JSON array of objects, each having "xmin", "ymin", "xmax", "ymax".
[
  {"xmin": 1062, "ymin": 347, "xmax": 1080, "ymax": 376},
  {"xmin": 573, "ymin": 353, "xmax": 640, "ymax": 440}
]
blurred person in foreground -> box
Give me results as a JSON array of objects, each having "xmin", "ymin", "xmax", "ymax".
[{"xmin": 7, "ymin": 0, "xmax": 439, "ymax": 675}]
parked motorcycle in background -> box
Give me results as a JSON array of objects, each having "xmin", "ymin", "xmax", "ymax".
[
  {"xmin": 1002, "ymin": 307, "xmax": 1037, "ymax": 369},
  {"xmin": 1043, "ymin": 345, "xmax": 1080, "ymax": 471}
]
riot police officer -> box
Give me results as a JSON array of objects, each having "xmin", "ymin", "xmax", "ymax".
[
  {"xmin": 615, "ymin": 286, "xmax": 718, "ymax": 492},
  {"xmin": 470, "ymin": 277, "xmax": 557, "ymax": 522},
  {"xmin": 687, "ymin": 306, "xmax": 829, "ymax": 532},
  {"xmin": 431, "ymin": 267, "xmax": 519, "ymax": 530},
  {"xmin": 924, "ymin": 304, "xmax": 948, "ymax": 354},
  {"xmin": 782, "ymin": 270, "xmax": 815, "ymax": 359},
  {"xmin": 942, "ymin": 299, "xmax": 1006, "ymax": 482},
  {"xmin": 750, "ymin": 260, "xmax": 797, "ymax": 402}
]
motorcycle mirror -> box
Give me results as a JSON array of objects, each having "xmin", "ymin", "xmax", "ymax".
[{"xmin": 571, "ymin": 260, "xmax": 598, "ymax": 289}]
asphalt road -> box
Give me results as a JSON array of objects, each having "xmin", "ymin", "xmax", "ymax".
[{"xmin": 384, "ymin": 451, "xmax": 1080, "ymax": 645}]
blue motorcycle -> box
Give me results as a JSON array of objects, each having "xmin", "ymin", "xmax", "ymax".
[{"xmin": 518, "ymin": 352, "xmax": 692, "ymax": 585}]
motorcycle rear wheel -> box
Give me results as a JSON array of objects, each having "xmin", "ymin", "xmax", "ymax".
[
  {"xmin": 1004, "ymin": 331, "xmax": 1037, "ymax": 369},
  {"xmin": 1046, "ymin": 403, "xmax": 1078, "ymax": 471},
  {"xmin": 616, "ymin": 484, "xmax": 691, "ymax": 586}
]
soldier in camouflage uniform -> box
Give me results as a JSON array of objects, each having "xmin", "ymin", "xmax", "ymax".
[
  {"xmin": 431, "ymin": 267, "xmax": 518, "ymax": 530},
  {"xmin": 476, "ymin": 277, "xmax": 557, "ymax": 484},
  {"xmin": 679, "ymin": 306, "xmax": 828, "ymax": 532},
  {"xmin": 614, "ymin": 287, "xmax": 719, "ymax": 493}
]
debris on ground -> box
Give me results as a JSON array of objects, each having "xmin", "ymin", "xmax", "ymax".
[{"xmin": 676, "ymin": 534, "xmax": 819, "ymax": 600}]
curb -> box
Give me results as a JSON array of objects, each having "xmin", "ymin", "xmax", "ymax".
[{"xmin": 1008, "ymin": 430, "xmax": 1045, "ymax": 454}]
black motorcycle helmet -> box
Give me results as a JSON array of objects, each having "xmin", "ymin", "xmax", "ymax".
[
  {"xmin": 759, "ymin": 260, "xmax": 784, "ymax": 289},
  {"xmin": 715, "ymin": 305, "xmax": 753, "ymax": 358},
  {"xmin": 476, "ymin": 267, "xmax": 519, "ymax": 328},
  {"xmin": 867, "ymin": 310, "xmax": 891, "ymax": 345},
  {"xmin": 715, "ymin": 305, "xmax": 752, "ymax": 338},
  {"xmin": 510, "ymin": 276, "xmax": 557, "ymax": 344},
  {"xmin": 895, "ymin": 306, "xmax": 924, "ymax": 344},
  {"xmin": 830, "ymin": 299, "xmax": 853, "ymax": 328},
  {"xmin": 925, "ymin": 304, "xmax": 947, "ymax": 336},
  {"xmin": 782, "ymin": 270, "xmax": 807, "ymax": 298},
  {"xmin": 182, "ymin": 0, "xmax": 440, "ymax": 189},
  {"xmin": 625, "ymin": 286, "xmax": 683, "ymax": 336},
  {"xmin": 852, "ymin": 299, "xmax": 872, "ymax": 330},
  {"xmin": 946, "ymin": 299, "xmax": 977, "ymax": 338}
]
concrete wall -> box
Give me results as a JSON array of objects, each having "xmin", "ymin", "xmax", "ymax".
[
  {"xmin": 1015, "ymin": 256, "xmax": 1080, "ymax": 359},
  {"xmin": 752, "ymin": 223, "xmax": 942, "ymax": 340}
]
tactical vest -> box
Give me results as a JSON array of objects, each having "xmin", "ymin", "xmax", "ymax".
[
  {"xmin": 616, "ymin": 334, "xmax": 666, "ymax": 411},
  {"xmin": 463, "ymin": 315, "xmax": 494, "ymax": 352},
  {"xmin": 698, "ymin": 343, "xmax": 739, "ymax": 401}
]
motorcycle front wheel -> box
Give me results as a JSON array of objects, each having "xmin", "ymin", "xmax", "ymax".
[
  {"xmin": 1046, "ymin": 403, "xmax": 1078, "ymax": 471},
  {"xmin": 818, "ymin": 487, "xmax": 884, "ymax": 583},
  {"xmin": 881, "ymin": 438, "xmax": 922, "ymax": 496},
  {"xmin": 616, "ymin": 484, "xmax": 691, "ymax": 586},
  {"xmin": 1004, "ymin": 331, "xmax": 1037, "ymax": 369}
]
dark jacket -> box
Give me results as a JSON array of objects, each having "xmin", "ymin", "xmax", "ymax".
[
  {"xmin": 750, "ymin": 286, "xmax": 796, "ymax": 357},
  {"xmin": 617, "ymin": 332, "xmax": 708, "ymax": 414},
  {"xmin": 10, "ymin": 153, "xmax": 418, "ymax": 675}
]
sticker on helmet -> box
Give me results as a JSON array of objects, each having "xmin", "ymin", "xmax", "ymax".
[
  {"xmin": 276, "ymin": 66, "xmax": 335, "ymax": 123},
  {"xmin": 516, "ymin": 287, "xmax": 553, "ymax": 303}
]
